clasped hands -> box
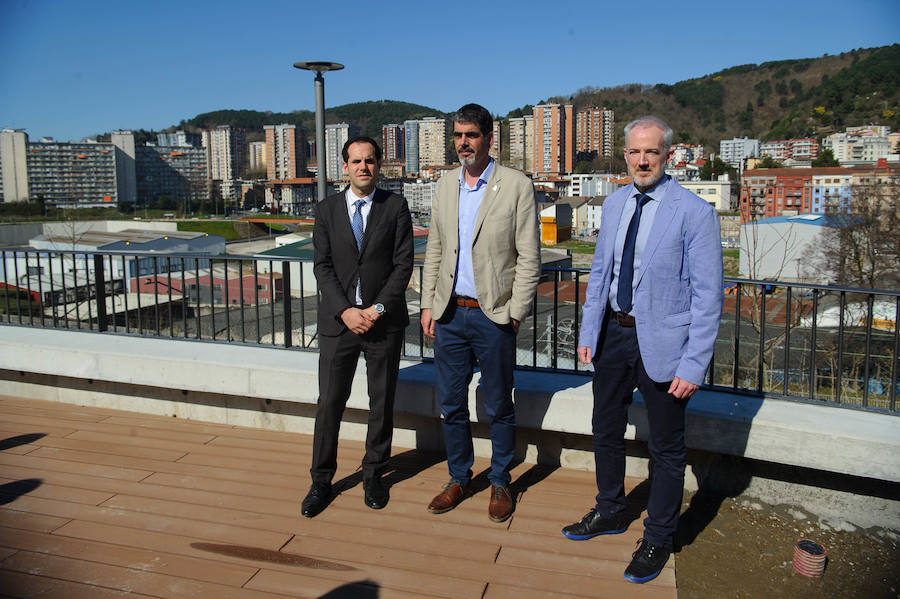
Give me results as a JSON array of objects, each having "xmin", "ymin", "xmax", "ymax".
[{"xmin": 340, "ymin": 305, "xmax": 382, "ymax": 335}]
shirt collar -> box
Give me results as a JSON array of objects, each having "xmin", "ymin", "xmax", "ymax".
[
  {"xmin": 459, "ymin": 158, "xmax": 494, "ymax": 189},
  {"xmin": 346, "ymin": 187, "xmax": 376, "ymax": 205},
  {"xmin": 633, "ymin": 174, "xmax": 669, "ymax": 201}
]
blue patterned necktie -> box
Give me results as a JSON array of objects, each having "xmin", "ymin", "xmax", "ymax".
[
  {"xmin": 617, "ymin": 193, "xmax": 652, "ymax": 314},
  {"xmin": 351, "ymin": 199, "xmax": 365, "ymax": 250}
]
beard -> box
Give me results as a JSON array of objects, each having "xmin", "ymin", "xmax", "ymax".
[{"xmin": 458, "ymin": 146, "xmax": 476, "ymax": 166}]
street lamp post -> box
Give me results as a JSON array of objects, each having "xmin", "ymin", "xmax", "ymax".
[{"xmin": 293, "ymin": 61, "xmax": 344, "ymax": 203}]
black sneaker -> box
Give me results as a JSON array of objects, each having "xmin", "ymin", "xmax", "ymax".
[
  {"xmin": 624, "ymin": 538, "xmax": 671, "ymax": 584},
  {"xmin": 561, "ymin": 508, "xmax": 628, "ymax": 540}
]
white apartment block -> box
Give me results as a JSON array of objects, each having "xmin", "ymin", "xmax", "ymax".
[
  {"xmin": 324, "ymin": 123, "xmax": 361, "ymax": 181},
  {"xmin": 417, "ymin": 118, "xmax": 449, "ymax": 169},
  {"xmin": 1, "ymin": 128, "xmax": 29, "ymax": 202},
  {"xmin": 680, "ymin": 179, "xmax": 735, "ymax": 211},
  {"xmin": 508, "ymin": 115, "xmax": 534, "ymax": 172},
  {"xmin": 249, "ymin": 141, "xmax": 267, "ymax": 171},
  {"xmin": 402, "ymin": 180, "xmax": 437, "ymax": 213},
  {"xmin": 566, "ymin": 173, "xmax": 622, "ymax": 198},
  {"xmin": 668, "ymin": 143, "xmax": 704, "ymax": 166},
  {"xmin": 490, "ymin": 121, "xmax": 501, "ymax": 159},
  {"xmin": 823, "ymin": 126, "xmax": 893, "ymax": 165},
  {"xmin": 202, "ymin": 126, "xmax": 247, "ymax": 181},
  {"xmin": 720, "ymin": 137, "xmax": 760, "ymax": 169},
  {"xmin": 156, "ymin": 130, "xmax": 201, "ymax": 147}
]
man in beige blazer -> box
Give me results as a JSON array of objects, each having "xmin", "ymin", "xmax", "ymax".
[{"xmin": 420, "ymin": 103, "xmax": 541, "ymax": 523}]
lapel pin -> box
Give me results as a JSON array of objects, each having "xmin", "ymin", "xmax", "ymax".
[{"xmin": 492, "ymin": 185, "xmax": 498, "ymax": 192}]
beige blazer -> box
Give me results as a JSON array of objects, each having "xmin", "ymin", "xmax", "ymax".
[{"xmin": 421, "ymin": 163, "xmax": 541, "ymax": 325}]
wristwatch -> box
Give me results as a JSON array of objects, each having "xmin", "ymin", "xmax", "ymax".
[{"xmin": 374, "ymin": 303, "xmax": 385, "ymax": 315}]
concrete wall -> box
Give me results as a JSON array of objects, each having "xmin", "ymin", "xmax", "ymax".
[{"xmin": 1, "ymin": 325, "xmax": 897, "ymax": 530}]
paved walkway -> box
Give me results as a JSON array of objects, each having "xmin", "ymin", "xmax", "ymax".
[{"xmin": 0, "ymin": 396, "xmax": 675, "ymax": 598}]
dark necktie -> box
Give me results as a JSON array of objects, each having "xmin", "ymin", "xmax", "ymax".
[
  {"xmin": 617, "ymin": 193, "xmax": 652, "ymax": 313},
  {"xmin": 351, "ymin": 199, "xmax": 365, "ymax": 250}
]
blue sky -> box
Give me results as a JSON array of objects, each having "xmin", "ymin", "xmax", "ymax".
[{"xmin": 1, "ymin": 0, "xmax": 897, "ymax": 141}]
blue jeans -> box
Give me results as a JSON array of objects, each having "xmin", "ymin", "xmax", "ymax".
[{"xmin": 434, "ymin": 304, "xmax": 516, "ymax": 487}]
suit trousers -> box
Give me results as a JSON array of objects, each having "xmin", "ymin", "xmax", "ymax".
[
  {"xmin": 590, "ymin": 314, "xmax": 687, "ymax": 550},
  {"xmin": 434, "ymin": 304, "xmax": 516, "ymax": 487},
  {"xmin": 310, "ymin": 327, "xmax": 403, "ymax": 484}
]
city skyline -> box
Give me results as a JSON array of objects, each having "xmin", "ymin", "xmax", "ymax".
[{"xmin": 1, "ymin": 0, "xmax": 898, "ymax": 142}]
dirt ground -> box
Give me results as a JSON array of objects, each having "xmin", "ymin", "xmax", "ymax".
[{"xmin": 674, "ymin": 490, "xmax": 900, "ymax": 598}]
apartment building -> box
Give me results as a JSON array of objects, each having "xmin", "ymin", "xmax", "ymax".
[
  {"xmin": 810, "ymin": 171, "xmax": 853, "ymax": 214},
  {"xmin": 575, "ymin": 106, "xmax": 614, "ymax": 158},
  {"xmin": 248, "ymin": 141, "xmax": 266, "ymax": 171},
  {"xmin": 740, "ymin": 167, "xmax": 854, "ymax": 223},
  {"xmin": 760, "ymin": 138, "xmax": 819, "ymax": 162},
  {"xmin": 823, "ymin": 126, "xmax": 893, "ymax": 165},
  {"xmin": 668, "ymin": 143, "xmax": 704, "ymax": 167},
  {"xmin": 680, "ymin": 179, "xmax": 735, "ymax": 211},
  {"xmin": 404, "ymin": 119, "xmax": 420, "ymax": 175},
  {"xmin": 567, "ymin": 173, "xmax": 622, "ymax": 198},
  {"xmin": 265, "ymin": 124, "xmax": 307, "ymax": 181},
  {"xmin": 1, "ymin": 128, "xmax": 29, "ymax": 202},
  {"xmin": 402, "ymin": 180, "xmax": 437, "ymax": 213},
  {"xmin": 490, "ymin": 120, "xmax": 501, "ymax": 160},
  {"xmin": 202, "ymin": 126, "xmax": 246, "ymax": 182},
  {"xmin": 135, "ymin": 145, "xmax": 208, "ymax": 208},
  {"xmin": 720, "ymin": 137, "xmax": 760, "ymax": 169},
  {"xmin": 382, "ymin": 124, "xmax": 404, "ymax": 162},
  {"xmin": 156, "ymin": 131, "xmax": 201, "ymax": 148},
  {"xmin": 533, "ymin": 103, "xmax": 574, "ymax": 176},
  {"xmin": 508, "ymin": 115, "xmax": 534, "ymax": 172},
  {"xmin": 324, "ymin": 123, "xmax": 361, "ymax": 181},
  {"xmin": 417, "ymin": 117, "xmax": 450, "ymax": 170}
]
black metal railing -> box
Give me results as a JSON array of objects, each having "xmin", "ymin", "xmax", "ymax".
[{"xmin": 2, "ymin": 247, "xmax": 898, "ymax": 414}]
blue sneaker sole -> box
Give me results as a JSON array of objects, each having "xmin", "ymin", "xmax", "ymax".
[
  {"xmin": 624, "ymin": 569, "xmax": 662, "ymax": 584},
  {"xmin": 561, "ymin": 527, "xmax": 626, "ymax": 540}
]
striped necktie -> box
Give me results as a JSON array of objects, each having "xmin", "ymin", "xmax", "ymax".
[{"xmin": 351, "ymin": 199, "xmax": 365, "ymax": 250}]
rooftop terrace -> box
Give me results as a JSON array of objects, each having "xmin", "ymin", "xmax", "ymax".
[{"xmin": 0, "ymin": 396, "xmax": 673, "ymax": 599}]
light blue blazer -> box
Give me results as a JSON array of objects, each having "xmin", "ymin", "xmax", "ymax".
[{"xmin": 578, "ymin": 178, "xmax": 723, "ymax": 385}]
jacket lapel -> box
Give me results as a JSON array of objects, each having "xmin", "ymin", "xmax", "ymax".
[
  {"xmin": 358, "ymin": 188, "xmax": 387, "ymax": 255},
  {"xmin": 472, "ymin": 165, "xmax": 501, "ymax": 244},
  {"xmin": 635, "ymin": 185, "xmax": 677, "ymax": 287}
]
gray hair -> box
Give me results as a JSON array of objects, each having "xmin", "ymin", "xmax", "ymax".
[{"xmin": 624, "ymin": 116, "xmax": 673, "ymax": 151}]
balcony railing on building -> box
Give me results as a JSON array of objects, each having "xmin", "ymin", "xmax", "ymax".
[{"xmin": 2, "ymin": 247, "xmax": 898, "ymax": 414}]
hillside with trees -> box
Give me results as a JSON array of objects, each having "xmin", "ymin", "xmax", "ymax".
[
  {"xmin": 546, "ymin": 44, "xmax": 899, "ymax": 152},
  {"xmin": 160, "ymin": 45, "xmax": 897, "ymax": 156}
]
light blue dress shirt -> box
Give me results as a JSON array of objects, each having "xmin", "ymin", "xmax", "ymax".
[
  {"xmin": 346, "ymin": 187, "xmax": 375, "ymax": 305},
  {"xmin": 453, "ymin": 159, "xmax": 494, "ymax": 299},
  {"xmin": 609, "ymin": 175, "xmax": 671, "ymax": 313}
]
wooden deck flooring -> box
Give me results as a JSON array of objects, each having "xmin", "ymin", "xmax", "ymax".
[{"xmin": 0, "ymin": 396, "xmax": 675, "ymax": 598}]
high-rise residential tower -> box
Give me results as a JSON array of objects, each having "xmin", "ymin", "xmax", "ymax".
[
  {"xmin": 575, "ymin": 106, "xmax": 615, "ymax": 158},
  {"xmin": 533, "ymin": 103, "xmax": 573, "ymax": 176},
  {"xmin": 382, "ymin": 124, "xmax": 404, "ymax": 162},
  {"xmin": 324, "ymin": 123, "xmax": 361, "ymax": 181},
  {"xmin": 264, "ymin": 124, "xmax": 307, "ymax": 180}
]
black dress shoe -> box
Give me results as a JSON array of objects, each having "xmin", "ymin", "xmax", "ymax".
[
  {"xmin": 301, "ymin": 482, "xmax": 332, "ymax": 518},
  {"xmin": 363, "ymin": 476, "xmax": 388, "ymax": 509},
  {"xmin": 561, "ymin": 508, "xmax": 628, "ymax": 540},
  {"xmin": 624, "ymin": 538, "xmax": 671, "ymax": 583}
]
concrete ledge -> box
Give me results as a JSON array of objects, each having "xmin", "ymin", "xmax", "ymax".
[{"xmin": 2, "ymin": 325, "xmax": 898, "ymax": 486}]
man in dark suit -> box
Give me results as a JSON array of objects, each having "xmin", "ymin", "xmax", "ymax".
[{"xmin": 301, "ymin": 136, "xmax": 414, "ymax": 517}]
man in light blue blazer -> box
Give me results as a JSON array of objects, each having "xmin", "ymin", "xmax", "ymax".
[{"xmin": 562, "ymin": 116, "xmax": 723, "ymax": 584}]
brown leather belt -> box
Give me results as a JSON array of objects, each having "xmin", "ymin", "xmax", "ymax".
[
  {"xmin": 454, "ymin": 296, "xmax": 480, "ymax": 308},
  {"xmin": 610, "ymin": 310, "xmax": 635, "ymax": 327}
]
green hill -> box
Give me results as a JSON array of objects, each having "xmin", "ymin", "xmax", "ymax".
[
  {"xmin": 177, "ymin": 101, "xmax": 446, "ymax": 141},
  {"xmin": 164, "ymin": 45, "xmax": 898, "ymax": 153},
  {"xmin": 545, "ymin": 44, "xmax": 899, "ymax": 150}
]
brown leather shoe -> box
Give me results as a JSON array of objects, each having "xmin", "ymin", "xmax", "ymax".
[
  {"xmin": 488, "ymin": 485, "xmax": 514, "ymax": 523},
  {"xmin": 427, "ymin": 481, "xmax": 472, "ymax": 514}
]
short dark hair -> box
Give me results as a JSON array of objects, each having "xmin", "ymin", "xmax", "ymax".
[
  {"xmin": 341, "ymin": 136, "xmax": 382, "ymax": 163},
  {"xmin": 453, "ymin": 104, "xmax": 493, "ymax": 136}
]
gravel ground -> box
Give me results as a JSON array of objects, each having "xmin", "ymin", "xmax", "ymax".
[{"xmin": 674, "ymin": 490, "xmax": 900, "ymax": 598}]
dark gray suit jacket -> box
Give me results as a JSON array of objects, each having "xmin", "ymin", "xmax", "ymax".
[{"xmin": 313, "ymin": 188, "xmax": 414, "ymax": 337}]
